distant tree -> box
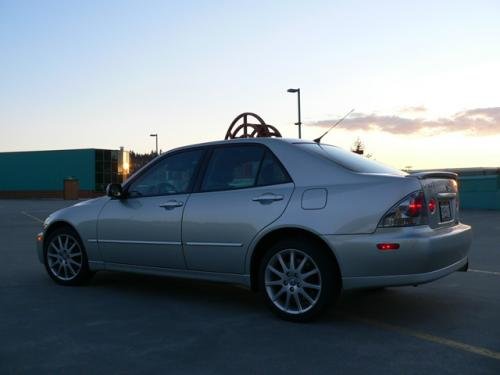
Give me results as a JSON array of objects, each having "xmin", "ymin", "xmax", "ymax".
[
  {"xmin": 351, "ymin": 137, "xmax": 373, "ymax": 158},
  {"xmin": 129, "ymin": 150, "xmax": 157, "ymax": 174},
  {"xmin": 351, "ymin": 137, "xmax": 365, "ymax": 155}
]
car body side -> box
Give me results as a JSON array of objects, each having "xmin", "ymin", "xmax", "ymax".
[{"xmin": 37, "ymin": 138, "xmax": 472, "ymax": 290}]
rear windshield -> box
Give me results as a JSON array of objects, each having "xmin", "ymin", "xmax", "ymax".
[{"xmin": 297, "ymin": 143, "xmax": 406, "ymax": 176}]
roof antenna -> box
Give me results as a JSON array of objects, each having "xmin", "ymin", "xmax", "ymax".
[{"xmin": 313, "ymin": 109, "xmax": 355, "ymax": 143}]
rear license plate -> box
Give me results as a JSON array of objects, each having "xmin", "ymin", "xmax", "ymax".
[{"xmin": 439, "ymin": 201, "xmax": 452, "ymax": 222}]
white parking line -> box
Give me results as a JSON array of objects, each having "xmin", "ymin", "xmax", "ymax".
[
  {"xmin": 20, "ymin": 211, "xmax": 44, "ymax": 224},
  {"xmin": 348, "ymin": 314, "xmax": 500, "ymax": 361},
  {"xmin": 469, "ymin": 269, "xmax": 500, "ymax": 276}
]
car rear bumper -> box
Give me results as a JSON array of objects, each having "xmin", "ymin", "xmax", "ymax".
[
  {"xmin": 322, "ymin": 223, "xmax": 472, "ymax": 290},
  {"xmin": 341, "ymin": 255, "xmax": 468, "ymax": 289}
]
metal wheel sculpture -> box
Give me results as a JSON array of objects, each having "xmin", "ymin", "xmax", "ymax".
[{"xmin": 225, "ymin": 112, "xmax": 282, "ymax": 139}]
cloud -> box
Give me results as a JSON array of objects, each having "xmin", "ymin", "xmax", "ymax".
[
  {"xmin": 308, "ymin": 107, "xmax": 500, "ymax": 135},
  {"xmin": 399, "ymin": 105, "xmax": 427, "ymax": 114}
]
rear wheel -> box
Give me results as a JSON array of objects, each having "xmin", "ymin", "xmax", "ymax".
[
  {"xmin": 259, "ymin": 239, "xmax": 339, "ymax": 322},
  {"xmin": 44, "ymin": 228, "xmax": 93, "ymax": 286}
]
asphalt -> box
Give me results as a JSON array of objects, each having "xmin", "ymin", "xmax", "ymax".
[{"xmin": 0, "ymin": 199, "xmax": 499, "ymax": 374}]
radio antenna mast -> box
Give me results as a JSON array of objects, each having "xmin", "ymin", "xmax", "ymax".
[{"xmin": 313, "ymin": 109, "xmax": 355, "ymax": 143}]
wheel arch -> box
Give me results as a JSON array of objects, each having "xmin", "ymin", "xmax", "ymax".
[
  {"xmin": 43, "ymin": 221, "xmax": 83, "ymax": 251},
  {"xmin": 249, "ymin": 227, "xmax": 343, "ymax": 291}
]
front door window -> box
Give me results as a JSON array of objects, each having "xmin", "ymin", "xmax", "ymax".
[{"xmin": 127, "ymin": 150, "xmax": 204, "ymax": 197}]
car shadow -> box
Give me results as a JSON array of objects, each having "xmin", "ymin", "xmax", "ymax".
[
  {"xmin": 89, "ymin": 271, "xmax": 262, "ymax": 312},
  {"xmin": 84, "ymin": 271, "xmax": 468, "ymax": 325},
  {"xmin": 325, "ymin": 285, "xmax": 471, "ymax": 326}
]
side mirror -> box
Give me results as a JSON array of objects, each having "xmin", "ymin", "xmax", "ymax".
[{"xmin": 106, "ymin": 183, "xmax": 124, "ymax": 199}]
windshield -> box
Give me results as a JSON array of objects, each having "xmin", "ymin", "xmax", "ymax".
[{"xmin": 298, "ymin": 143, "xmax": 407, "ymax": 176}]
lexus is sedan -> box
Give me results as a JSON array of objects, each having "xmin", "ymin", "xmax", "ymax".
[{"xmin": 37, "ymin": 138, "xmax": 472, "ymax": 321}]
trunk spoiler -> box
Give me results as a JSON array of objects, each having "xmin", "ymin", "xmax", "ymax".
[{"xmin": 409, "ymin": 171, "xmax": 458, "ymax": 180}]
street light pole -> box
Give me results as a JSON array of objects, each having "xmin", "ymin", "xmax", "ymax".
[
  {"xmin": 150, "ymin": 134, "xmax": 158, "ymax": 155},
  {"xmin": 287, "ymin": 88, "xmax": 302, "ymax": 139}
]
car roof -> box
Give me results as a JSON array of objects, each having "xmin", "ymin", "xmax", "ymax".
[{"xmin": 168, "ymin": 137, "xmax": 315, "ymax": 153}]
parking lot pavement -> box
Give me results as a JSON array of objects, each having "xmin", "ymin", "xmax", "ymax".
[{"xmin": 0, "ymin": 199, "xmax": 499, "ymax": 374}]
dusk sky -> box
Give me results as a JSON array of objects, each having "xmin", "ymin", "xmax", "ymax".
[{"xmin": 1, "ymin": 0, "xmax": 499, "ymax": 169}]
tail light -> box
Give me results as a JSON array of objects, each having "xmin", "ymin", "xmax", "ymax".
[{"xmin": 378, "ymin": 190, "xmax": 428, "ymax": 228}]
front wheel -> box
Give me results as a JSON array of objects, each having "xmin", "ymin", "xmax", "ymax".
[
  {"xmin": 44, "ymin": 228, "xmax": 93, "ymax": 286},
  {"xmin": 259, "ymin": 239, "xmax": 339, "ymax": 322}
]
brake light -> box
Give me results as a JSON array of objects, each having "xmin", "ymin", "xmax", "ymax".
[
  {"xmin": 407, "ymin": 192, "xmax": 424, "ymax": 216},
  {"xmin": 378, "ymin": 190, "xmax": 428, "ymax": 228}
]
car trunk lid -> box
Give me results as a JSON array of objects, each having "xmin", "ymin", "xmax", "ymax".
[{"xmin": 408, "ymin": 171, "xmax": 459, "ymax": 228}]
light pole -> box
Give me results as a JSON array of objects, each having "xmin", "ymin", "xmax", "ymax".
[
  {"xmin": 287, "ymin": 88, "xmax": 301, "ymax": 139},
  {"xmin": 150, "ymin": 133, "xmax": 158, "ymax": 155}
]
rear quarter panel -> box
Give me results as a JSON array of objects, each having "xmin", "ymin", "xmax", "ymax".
[{"xmin": 279, "ymin": 175, "xmax": 421, "ymax": 235}]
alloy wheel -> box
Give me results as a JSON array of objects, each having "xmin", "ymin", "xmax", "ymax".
[
  {"xmin": 264, "ymin": 248, "xmax": 322, "ymax": 314},
  {"xmin": 46, "ymin": 234, "xmax": 83, "ymax": 281}
]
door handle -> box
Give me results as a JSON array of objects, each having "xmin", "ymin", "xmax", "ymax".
[
  {"xmin": 159, "ymin": 200, "xmax": 184, "ymax": 209},
  {"xmin": 252, "ymin": 193, "xmax": 284, "ymax": 203}
]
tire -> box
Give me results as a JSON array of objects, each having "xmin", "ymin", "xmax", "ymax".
[
  {"xmin": 259, "ymin": 238, "xmax": 339, "ymax": 322},
  {"xmin": 43, "ymin": 227, "xmax": 93, "ymax": 286}
]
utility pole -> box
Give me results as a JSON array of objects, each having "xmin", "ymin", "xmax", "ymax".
[
  {"xmin": 150, "ymin": 133, "xmax": 158, "ymax": 155},
  {"xmin": 287, "ymin": 88, "xmax": 302, "ymax": 138}
]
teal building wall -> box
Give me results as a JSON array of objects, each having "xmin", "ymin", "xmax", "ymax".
[
  {"xmin": 459, "ymin": 175, "xmax": 500, "ymax": 210},
  {"xmin": 0, "ymin": 149, "xmax": 95, "ymax": 191}
]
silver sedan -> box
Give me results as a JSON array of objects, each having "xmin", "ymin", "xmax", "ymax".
[{"xmin": 37, "ymin": 138, "xmax": 472, "ymax": 321}]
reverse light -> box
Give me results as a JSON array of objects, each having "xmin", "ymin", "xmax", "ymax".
[
  {"xmin": 428, "ymin": 198, "xmax": 436, "ymax": 214},
  {"xmin": 378, "ymin": 190, "xmax": 428, "ymax": 228}
]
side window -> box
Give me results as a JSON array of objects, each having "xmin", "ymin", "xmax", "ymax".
[
  {"xmin": 257, "ymin": 151, "xmax": 291, "ymax": 186},
  {"xmin": 127, "ymin": 149, "xmax": 204, "ymax": 197},
  {"xmin": 201, "ymin": 146, "xmax": 264, "ymax": 192}
]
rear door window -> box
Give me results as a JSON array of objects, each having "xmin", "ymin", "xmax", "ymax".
[
  {"xmin": 200, "ymin": 145, "xmax": 292, "ymax": 192},
  {"xmin": 201, "ymin": 146, "xmax": 264, "ymax": 192},
  {"xmin": 257, "ymin": 151, "xmax": 291, "ymax": 186}
]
